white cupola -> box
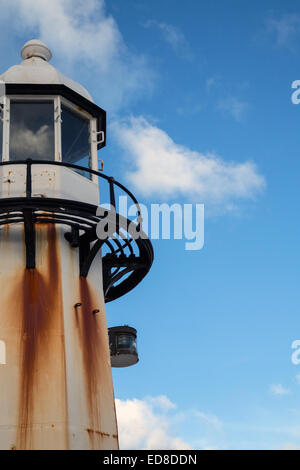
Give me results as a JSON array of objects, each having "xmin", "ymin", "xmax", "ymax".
[
  {"xmin": 0, "ymin": 39, "xmax": 105, "ymax": 174},
  {"xmin": 0, "ymin": 39, "xmax": 93, "ymax": 102}
]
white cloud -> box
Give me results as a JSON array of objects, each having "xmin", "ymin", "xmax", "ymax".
[
  {"xmin": 115, "ymin": 397, "xmax": 192, "ymax": 450},
  {"xmin": 148, "ymin": 395, "xmax": 177, "ymax": 412},
  {"xmin": 269, "ymin": 384, "xmax": 291, "ymax": 396},
  {"xmin": 196, "ymin": 411, "xmax": 223, "ymax": 433},
  {"xmin": 266, "ymin": 14, "xmax": 300, "ymax": 46},
  {"xmin": 144, "ymin": 20, "xmax": 192, "ymax": 59},
  {"xmin": 1, "ymin": 0, "xmax": 153, "ymax": 110},
  {"xmin": 115, "ymin": 397, "xmax": 300, "ymax": 450},
  {"xmin": 217, "ymin": 97, "xmax": 249, "ymax": 122},
  {"xmin": 283, "ymin": 442, "xmax": 300, "ymax": 450},
  {"xmin": 206, "ymin": 76, "xmax": 221, "ymax": 92},
  {"xmin": 9, "ymin": 0, "xmax": 119, "ymax": 70},
  {"xmin": 10, "ymin": 124, "xmax": 53, "ymax": 159},
  {"xmin": 111, "ymin": 116, "xmax": 265, "ymax": 211}
]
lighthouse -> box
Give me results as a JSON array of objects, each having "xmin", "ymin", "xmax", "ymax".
[{"xmin": 0, "ymin": 40, "xmax": 153, "ymax": 450}]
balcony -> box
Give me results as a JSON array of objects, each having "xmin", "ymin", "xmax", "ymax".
[{"xmin": 0, "ymin": 159, "xmax": 154, "ymax": 302}]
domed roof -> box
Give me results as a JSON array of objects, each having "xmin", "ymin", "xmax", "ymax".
[{"xmin": 0, "ymin": 39, "xmax": 93, "ymax": 102}]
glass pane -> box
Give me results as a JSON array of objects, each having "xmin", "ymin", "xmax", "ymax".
[
  {"xmin": 10, "ymin": 100, "xmax": 54, "ymax": 161},
  {"xmin": 0, "ymin": 108, "xmax": 2, "ymax": 161},
  {"xmin": 117, "ymin": 334, "xmax": 136, "ymax": 351},
  {"xmin": 61, "ymin": 105, "xmax": 91, "ymax": 179}
]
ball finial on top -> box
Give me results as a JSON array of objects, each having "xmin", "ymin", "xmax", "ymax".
[{"xmin": 21, "ymin": 39, "xmax": 52, "ymax": 62}]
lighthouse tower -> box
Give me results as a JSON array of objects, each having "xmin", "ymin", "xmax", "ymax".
[{"xmin": 0, "ymin": 40, "xmax": 153, "ymax": 450}]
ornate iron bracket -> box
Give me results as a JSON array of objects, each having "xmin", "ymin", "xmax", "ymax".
[{"xmin": 0, "ymin": 159, "xmax": 154, "ymax": 302}]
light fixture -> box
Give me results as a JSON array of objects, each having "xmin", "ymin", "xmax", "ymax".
[{"xmin": 108, "ymin": 326, "xmax": 138, "ymax": 368}]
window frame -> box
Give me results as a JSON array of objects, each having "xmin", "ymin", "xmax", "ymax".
[{"xmin": 1, "ymin": 95, "xmax": 98, "ymax": 183}]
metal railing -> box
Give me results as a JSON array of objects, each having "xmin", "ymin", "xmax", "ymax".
[
  {"xmin": 0, "ymin": 159, "xmax": 153, "ymax": 302},
  {"xmin": 0, "ymin": 158, "xmax": 143, "ymax": 229}
]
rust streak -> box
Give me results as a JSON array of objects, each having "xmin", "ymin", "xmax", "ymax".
[
  {"xmin": 78, "ymin": 277, "xmax": 104, "ymax": 449},
  {"xmin": 86, "ymin": 428, "xmax": 110, "ymax": 437},
  {"xmin": 16, "ymin": 224, "xmax": 68, "ymax": 449}
]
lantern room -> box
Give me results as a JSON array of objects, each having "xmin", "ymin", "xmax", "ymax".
[{"xmin": 0, "ymin": 39, "xmax": 106, "ymax": 189}]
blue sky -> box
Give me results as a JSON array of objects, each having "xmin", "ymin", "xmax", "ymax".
[{"xmin": 2, "ymin": 0, "xmax": 300, "ymax": 450}]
